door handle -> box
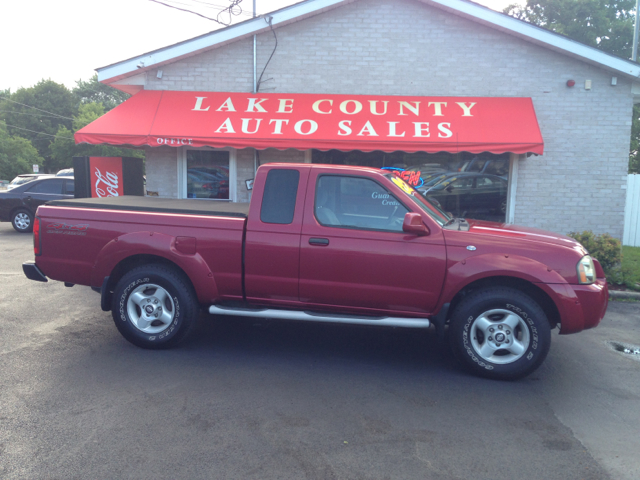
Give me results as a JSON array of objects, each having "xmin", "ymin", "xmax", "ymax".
[{"xmin": 309, "ymin": 238, "xmax": 329, "ymax": 246}]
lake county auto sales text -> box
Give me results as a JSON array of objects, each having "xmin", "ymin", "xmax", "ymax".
[{"xmin": 187, "ymin": 96, "xmax": 477, "ymax": 139}]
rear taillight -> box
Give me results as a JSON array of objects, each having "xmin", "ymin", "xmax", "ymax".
[{"xmin": 34, "ymin": 216, "xmax": 41, "ymax": 256}]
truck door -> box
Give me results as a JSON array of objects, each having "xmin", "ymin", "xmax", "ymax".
[
  {"xmin": 299, "ymin": 169, "xmax": 446, "ymax": 316},
  {"xmin": 244, "ymin": 166, "xmax": 310, "ymax": 306}
]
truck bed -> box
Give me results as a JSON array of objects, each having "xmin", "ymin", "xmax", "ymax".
[{"xmin": 46, "ymin": 196, "xmax": 250, "ymax": 218}]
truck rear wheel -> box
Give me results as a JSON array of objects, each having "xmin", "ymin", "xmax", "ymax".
[
  {"xmin": 111, "ymin": 264, "xmax": 198, "ymax": 349},
  {"xmin": 448, "ymin": 287, "xmax": 551, "ymax": 380}
]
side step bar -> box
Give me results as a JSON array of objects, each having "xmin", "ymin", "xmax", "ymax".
[{"xmin": 208, "ymin": 305, "xmax": 430, "ymax": 329}]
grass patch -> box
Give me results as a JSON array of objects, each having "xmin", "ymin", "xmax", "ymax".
[{"xmin": 621, "ymin": 246, "xmax": 640, "ymax": 290}]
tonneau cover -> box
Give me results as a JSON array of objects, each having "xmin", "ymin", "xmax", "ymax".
[{"xmin": 46, "ymin": 196, "xmax": 250, "ymax": 218}]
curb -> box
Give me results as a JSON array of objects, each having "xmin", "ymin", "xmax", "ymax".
[{"xmin": 609, "ymin": 290, "xmax": 640, "ymax": 300}]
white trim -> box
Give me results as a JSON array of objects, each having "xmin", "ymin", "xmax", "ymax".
[
  {"xmin": 98, "ymin": 0, "xmax": 640, "ymax": 85},
  {"xmin": 632, "ymin": 83, "xmax": 640, "ymax": 104},
  {"xmin": 177, "ymin": 147, "xmax": 186, "ymax": 199},
  {"xmin": 229, "ymin": 148, "xmax": 238, "ymax": 202},
  {"xmin": 506, "ymin": 153, "xmax": 520, "ymax": 224}
]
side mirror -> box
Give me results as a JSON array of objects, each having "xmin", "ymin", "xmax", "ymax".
[{"xmin": 402, "ymin": 213, "xmax": 429, "ymax": 236}]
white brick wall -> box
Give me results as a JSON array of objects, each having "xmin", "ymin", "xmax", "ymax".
[
  {"xmin": 142, "ymin": 0, "xmax": 634, "ymax": 238},
  {"xmin": 145, "ymin": 146, "xmax": 178, "ymax": 197}
]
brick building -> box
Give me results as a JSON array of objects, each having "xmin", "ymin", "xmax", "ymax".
[{"xmin": 77, "ymin": 0, "xmax": 640, "ymax": 238}]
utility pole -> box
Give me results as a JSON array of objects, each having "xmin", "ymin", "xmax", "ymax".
[
  {"xmin": 253, "ymin": 0, "xmax": 258, "ymax": 176},
  {"xmin": 253, "ymin": 0, "xmax": 257, "ymax": 92},
  {"xmin": 634, "ymin": 0, "xmax": 640, "ymax": 61}
]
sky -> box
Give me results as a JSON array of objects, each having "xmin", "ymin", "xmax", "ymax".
[{"xmin": 0, "ymin": 0, "xmax": 518, "ymax": 93}]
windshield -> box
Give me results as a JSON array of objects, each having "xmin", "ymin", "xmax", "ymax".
[
  {"xmin": 385, "ymin": 174, "xmax": 452, "ymax": 226},
  {"xmin": 9, "ymin": 176, "xmax": 36, "ymax": 186}
]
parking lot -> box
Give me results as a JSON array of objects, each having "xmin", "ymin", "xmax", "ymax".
[{"xmin": 1, "ymin": 221, "xmax": 639, "ymax": 479}]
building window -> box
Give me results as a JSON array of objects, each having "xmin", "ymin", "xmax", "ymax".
[
  {"xmin": 312, "ymin": 150, "xmax": 510, "ymax": 222},
  {"xmin": 186, "ymin": 150, "xmax": 230, "ymax": 200}
]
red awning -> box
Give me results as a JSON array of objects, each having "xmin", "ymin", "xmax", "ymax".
[{"xmin": 75, "ymin": 90, "xmax": 544, "ymax": 155}]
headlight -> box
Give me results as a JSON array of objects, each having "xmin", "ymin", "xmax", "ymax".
[{"xmin": 577, "ymin": 255, "xmax": 596, "ymax": 284}]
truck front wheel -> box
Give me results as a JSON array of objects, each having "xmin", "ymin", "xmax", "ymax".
[
  {"xmin": 111, "ymin": 264, "xmax": 198, "ymax": 349},
  {"xmin": 448, "ymin": 287, "xmax": 551, "ymax": 380}
]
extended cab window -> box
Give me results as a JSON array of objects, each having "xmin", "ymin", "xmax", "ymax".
[
  {"xmin": 260, "ymin": 169, "xmax": 300, "ymax": 224},
  {"xmin": 315, "ymin": 175, "xmax": 408, "ymax": 232}
]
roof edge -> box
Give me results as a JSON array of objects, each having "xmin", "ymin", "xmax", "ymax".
[
  {"xmin": 422, "ymin": 0, "xmax": 640, "ymax": 79},
  {"xmin": 98, "ymin": 0, "xmax": 354, "ymax": 84},
  {"xmin": 98, "ymin": 0, "xmax": 640, "ymax": 85}
]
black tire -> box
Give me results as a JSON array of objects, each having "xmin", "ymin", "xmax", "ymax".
[
  {"xmin": 448, "ymin": 287, "xmax": 551, "ymax": 380},
  {"xmin": 12, "ymin": 209, "xmax": 33, "ymax": 233},
  {"xmin": 111, "ymin": 264, "xmax": 199, "ymax": 349}
]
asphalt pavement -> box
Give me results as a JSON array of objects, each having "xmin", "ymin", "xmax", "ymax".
[{"xmin": 0, "ymin": 221, "xmax": 639, "ymax": 480}]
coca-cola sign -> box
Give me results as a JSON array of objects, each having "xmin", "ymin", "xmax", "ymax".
[{"xmin": 89, "ymin": 157, "xmax": 124, "ymax": 198}]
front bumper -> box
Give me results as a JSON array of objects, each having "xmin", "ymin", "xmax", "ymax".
[
  {"xmin": 572, "ymin": 278, "xmax": 608, "ymax": 330},
  {"xmin": 23, "ymin": 261, "xmax": 48, "ymax": 282},
  {"xmin": 544, "ymin": 278, "xmax": 608, "ymax": 334}
]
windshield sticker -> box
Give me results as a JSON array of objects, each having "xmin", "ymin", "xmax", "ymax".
[{"xmin": 372, "ymin": 191, "xmax": 400, "ymax": 206}]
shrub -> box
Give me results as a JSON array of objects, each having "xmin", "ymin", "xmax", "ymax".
[{"xmin": 568, "ymin": 231, "xmax": 622, "ymax": 281}]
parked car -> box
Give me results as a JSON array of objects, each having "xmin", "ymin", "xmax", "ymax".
[
  {"xmin": 420, "ymin": 172, "xmax": 507, "ymax": 218},
  {"xmin": 459, "ymin": 156, "xmax": 509, "ymax": 178},
  {"xmin": 7, "ymin": 173, "xmax": 54, "ymax": 191},
  {"xmin": 56, "ymin": 168, "xmax": 74, "ymax": 177},
  {"xmin": 0, "ymin": 177, "xmax": 75, "ymax": 232},
  {"xmin": 187, "ymin": 167, "xmax": 230, "ymax": 199}
]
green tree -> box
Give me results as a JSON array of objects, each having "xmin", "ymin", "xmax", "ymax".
[
  {"xmin": 0, "ymin": 121, "xmax": 44, "ymax": 180},
  {"xmin": 505, "ymin": 0, "xmax": 636, "ymax": 57},
  {"xmin": 0, "ymin": 79, "xmax": 77, "ymax": 172},
  {"xmin": 504, "ymin": 0, "xmax": 640, "ymax": 172},
  {"xmin": 73, "ymin": 75, "xmax": 130, "ymax": 112},
  {"xmin": 49, "ymin": 103, "xmax": 143, "ymax": 172}
]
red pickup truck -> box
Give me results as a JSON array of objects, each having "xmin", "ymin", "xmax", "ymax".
[{"xmin": 23, "ymin": 163, "xmax": 608, "ymax": 380}]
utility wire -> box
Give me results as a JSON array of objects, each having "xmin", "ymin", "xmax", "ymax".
[
  {"xmin": 174, "ymin": 0, "xmax": 253, "ymax": 16},
  {"xmin": 3, "ymin": 124, "xmax": 74, "ymax": 140},
  {"xmin": 0, "ymin": 109, "xmax": 72, "ymax": 119},
  {"xmin": 149, "ymin": 0, "xmax": 245, "ymax": 26},
  {"xmin": 0, "ymin": 95, "xmax": 74, "ymax": 120}
]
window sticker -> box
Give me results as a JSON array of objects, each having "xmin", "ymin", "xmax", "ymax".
[
  {"xmin": 381, "ymin": 167, "xmax": 423, "ymax": 187},
  {"xmin": 390, "ymin": 175, "xmax": 416, "ymax": 195}
]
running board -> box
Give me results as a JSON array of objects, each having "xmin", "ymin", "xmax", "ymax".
[{"xmin": 208, "ymin": 305, "xmax": 430, "ymax": 328}]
